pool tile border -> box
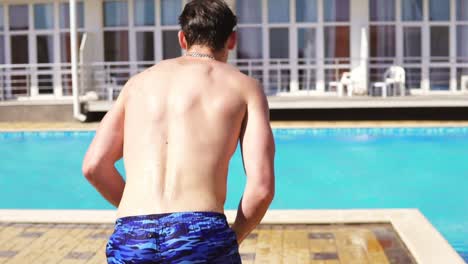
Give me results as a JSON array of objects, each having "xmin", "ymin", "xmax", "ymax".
[
  {"xmin": 2, "ymin": 126, "xmax": 468, "ymax": 140},
  {"xmin": 273, "ymin": 126, "xmax": 468, "ymax": 137},
  {"xmin": 0, "ymin": 209, "xmax": 464, "ymax": 264}
]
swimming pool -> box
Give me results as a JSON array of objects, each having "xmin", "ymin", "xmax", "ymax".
[{"xmin": 0, "ymin": 127, "xmax": 467, "ymax": 261}]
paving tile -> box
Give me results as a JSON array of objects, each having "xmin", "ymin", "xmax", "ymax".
[
  {"xmin": 239, "ymin": 235, "xmax": 257, "ymax": 253},
  {"xmin": 255, "ymin": 229, "xmax": 283, "ymax": 264},
  {"xmin": 283, "ymin": 230, "xmax": 310, "ymax": 264},
  {"xmin": 18, "ymin": 231, "xmax": 44, "ymax": 238},
  {"xmin": 85, "ymin": 242, "xmax": 108, "ymax": 264},
  {"xmin": 0, "ymin": 225, "xmax": 31, "ymax": 251},
  {"xmin": 0, "ymin": 250, "xmax": 18, "ymax": 258},
  {"xmin": 309, "ymin": 235, "xmax": 337, "ymax": 253},
  {"xmin": 240, "ymin": 253, "xmax": 255, "ymax": 261},
  {"xmin": 246, "ymin": 233, "xmax": 258, "ymax": 240},
  {"xmin": 309, "ymin": 232, "xmax": 335, "ymax": 240},
  {"xmin": 311, "ymin": 252, "xmax": 339, "ymax": 260},
  {"xmin": 87, "ymin": 232, "xmax": 111, "ymax": 240},
  {"xmin": 65, "ymin": 251, "xmax": 95, "ymax": 260}
]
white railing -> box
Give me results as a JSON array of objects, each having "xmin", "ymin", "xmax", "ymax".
[
  {"xmin": 0, "ymin": 58, "xmax": 467, "ymax": 102},
  {"xmin": 0, "ymin": 63, "xmax": 86, "ymax": 101}
]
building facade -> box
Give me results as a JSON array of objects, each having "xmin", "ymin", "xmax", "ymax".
[{"xmin": 0, "ymin": 0, "xmax": 467, "ymax": 101}]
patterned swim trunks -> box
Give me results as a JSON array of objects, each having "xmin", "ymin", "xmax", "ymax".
[{"xmin": 106, "ymin": 211, "xmax": 241, "ymax": 263}]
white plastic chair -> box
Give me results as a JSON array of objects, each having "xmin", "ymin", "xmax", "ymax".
[
  {"xmin": 371, "ymin": 66, "xmax": 406, "ymax": 98},
  {"xmin": 329, "ymin": 72, "xmax": 354, "ymax": 97},
  {"xmin": 461, "ymin": 75, "xmax": 468, "ymax": 92}
]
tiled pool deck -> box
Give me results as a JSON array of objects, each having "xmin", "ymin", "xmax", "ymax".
[
  {"xmin": 1, "ymin": 121, "xmax": 467, "ymax": 263},
  {"xmin": 0, "ymin": 209, "xmax": 464, "ymax": 264},
  {"xmin": 0, "ymin": 222, "xmax": 415, "ymax": 264}
]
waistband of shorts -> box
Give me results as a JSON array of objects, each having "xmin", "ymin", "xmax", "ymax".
[{"xmin": 115, "ymin": 211, "xmax": 227, "ymax": 225}]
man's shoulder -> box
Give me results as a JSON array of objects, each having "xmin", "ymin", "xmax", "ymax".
[
  {"xmin": 130, "ymin": 60, "xmax": 176, "ymax": 81},
  {"xmin": 120, "ymin": 61, "xmax": 172, "ymax": 94},
  {"xmin": 216, "ymin": 63, "xmax": 259, "ymax": 88}
]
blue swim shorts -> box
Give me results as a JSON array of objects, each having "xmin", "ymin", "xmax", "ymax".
[{"xmin": 106, "ymin": 211, "xmax": 241, "ymax": 263}]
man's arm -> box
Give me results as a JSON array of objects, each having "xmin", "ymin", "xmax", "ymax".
[
  {"xmin": 232, "ymin": 80, "xmax": 275, "ymax": 244},
  {"xmin": 82, "ymin": 81, "xmax": 131, "ymax": 207}
]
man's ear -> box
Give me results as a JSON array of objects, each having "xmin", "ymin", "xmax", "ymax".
[
  {"xmin": 178, "ymin": 31, "xmax": 188, "ymax": 50},
  {"xmin": 227, "ymin": 31, "xmax": 237, "ymax": 50}
]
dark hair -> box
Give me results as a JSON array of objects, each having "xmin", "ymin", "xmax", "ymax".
[{"xmin": 179, "ymin": 0, "xmax": 237, "ymax": 52}]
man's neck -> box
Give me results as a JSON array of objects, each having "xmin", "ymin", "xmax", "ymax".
[{"xmin": 186, "ymin": 46, "xmax": 227, "ymax": 62}]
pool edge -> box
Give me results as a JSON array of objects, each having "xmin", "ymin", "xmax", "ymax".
[{"xmin": 2, "ymin": 121, "xmax": 468, "ymax": 132}]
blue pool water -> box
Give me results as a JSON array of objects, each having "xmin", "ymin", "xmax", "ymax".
[{"xmin": 0, "ymin": 127, "xmax": 467, "ymax": 261}]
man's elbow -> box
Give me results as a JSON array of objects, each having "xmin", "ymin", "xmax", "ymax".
[
  {"xmin": 82, "ymin": 159, "xmax": 101, "ymax": 185},
  {"xmin": 257, "ymin": 182, "xmax": 275, "ymax": 204}
]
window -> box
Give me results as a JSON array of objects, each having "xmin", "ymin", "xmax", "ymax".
[
  {"xmin": 9, "ymin": 5, "xmax": 29, "ymax": 31},
  {"xmin": 298, "ymin": 28, "xmax": 316, "ymax": 91},
  {"xmin": 429, "ymin": 0, "xmax": 450, "ymax": 21},
  {"xmin": 269, "ymin": 69, "xmax": 290, "ymax": 93},
  {"xmin": 104, "ymin": 31, "xmax": 129, "ymax": 61},
  {"xmin": 11, "ymin": 36, "xmax": 29, "ymax": 64},
  {"xmin": 136, "ymin": 32, "xmax": 154, "ymax": 61},
  {"xmin": 370, "ymin": 26, "xmax": 396, "ymax": 58},
  {"xmin": 134, "ymin": 0, "xmax": 155, "ymax": 62},
  {"xmin": 161, "ymin": 0, "xmax": 181, "ymax": 25},
  {"xmin": 324, "ymin": 0, "xmax": 349, "ymax": 22},
  {"xmin": 269, "ymin": 28, "xmax": 289, "ymax": 58},
  {"xmin": 458, "ymin": 0, "xmax": 468, "ymax": 20},
  {"xmin": 0, "ymin": 5, "xmax": 4, "ymax": 31},
  {"xmin": 324, "ymin": 26, "xmax": 350, "ymax": 61},
  {"xmin": 268, "ymin": 0, "xmax": 289, "ymax": 23},
  {"xmin": 237, "ymin": 0, "xmax": 262, "ymax": 24},
  {"xmin": 430, "ymin": 68, "xmax": 450, "ymax": 90},
  {"xmin": 457, "ymin": 26, "xmax": 468, "ymax": 63},
  {"xmin": 405, "ymin": 68, "xmax": 422, "ymax": 89},
  {"xmin": 104, "ymin": 0, "xmax": 128, "ymax": 27},
  {"xmin": 298, "ymin": 28, "xmax": 316, "ymax": 62},
  {"xmin": 402, "ymin": 0, "xmax": 423, "ymax": 21},
  {"xmin": 37, "ymin": 35, "xmax": 54, "ymax": 94},
  {"xmin": 296, "ymin": 0, "xmax": 317, "ymax": 22},
  {"xmin": 298, "ymin": 69, "xmax": 316, "ymax": 90},
  {"xmin": 103, "ymin": 1, "xmax": 129, "ymax": 62},
  {"xmin": 237, "ymin": 28, "xmax": 262, "ymax": 59},
  {"xmin": 0, "ymin": 35, "xmax": 4, "ymax": 64},
  {"xmin": 403, "ymin": 27, "xmax": 422, "ymax": 62},
  {"xmin": 162, "ymin": 30, "xmax": 180, "ymax": 59},
  {"xmin": 34, "ymin": 4, "xmax": 54, "ymax": 30},
  {"xmin": 430, "ymin": 26, "xmax": 449, "ymax": 62},
  {"xmin": 60, "ymin": 33, "xmax": 82, "ymax": 62},
  {"xmin": 0, "ymin": 6, "xmax": 3, "ymax": 64},
  {"xmin": 370, "ymin": 0, "xmax": 395, "ymax": 21},
  {"xmin": 37, "ymin": 35, "xmax": 54, "ymax": 63},
  {"xmin": 134, "ymin": 0, "xmax": 155, "ymax": 26},
  {"xmin": 60, "ymin": 2, "xmax": 85, "ymax": 28}
]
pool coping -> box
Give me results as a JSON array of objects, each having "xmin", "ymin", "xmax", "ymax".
[
  {"xmin": 2, "ymin": 121, "xmax": 468, "ymax": 132},
  {"xmin": 0, "ymin": 209, "xmax": 464, "ymax": 264}
]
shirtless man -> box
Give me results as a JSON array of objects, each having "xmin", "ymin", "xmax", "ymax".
[{"xmin": 82, "ymin": 0, "xmax": 275, "ymax": 263}]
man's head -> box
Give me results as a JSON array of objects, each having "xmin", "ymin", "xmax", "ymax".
[{"xmin": 178, "ymin": 0, "xmax": 237, "ymax": 57}]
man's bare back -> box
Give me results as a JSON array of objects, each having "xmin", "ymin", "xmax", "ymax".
[
  {"xmin": 83, "ymin": 1, "xmax": 274, "ymax": 262},
  {"xmin": 119, "ymin": 57, "xmax": 251, "ymax": 217},
  {"xmin": 83, "ymin": 55, "xmax": 274, "ymax": 242}
]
